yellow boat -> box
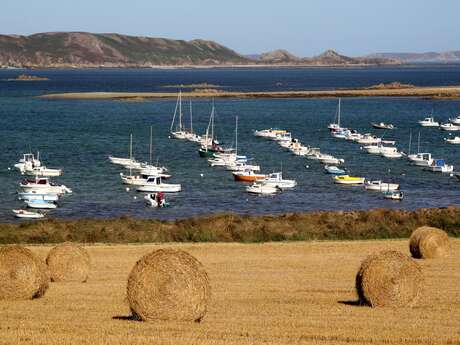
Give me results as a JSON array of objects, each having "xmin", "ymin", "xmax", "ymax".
[{"xmin": 333, "ymin": 175, "xmax": 365, "ymax": 185}]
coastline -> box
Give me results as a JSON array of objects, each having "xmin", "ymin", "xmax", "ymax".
[
  {"xmin": 1, "ymin": 206, "xmax": 458, "ymax": 244},
  {"xmin": 39, "ymin": 85, "xmax": 460, "ymax": 100}
]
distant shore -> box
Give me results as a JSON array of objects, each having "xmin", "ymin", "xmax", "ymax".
[{"xmin": 40, "ymin": 85, "xmax": 460, "ymax": 100}]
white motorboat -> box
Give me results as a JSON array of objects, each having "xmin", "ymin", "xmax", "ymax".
[
  {"xmin": 254, "ymin": 128, "xmax": 289, "ymax": 138},
  {"xmin": 418, "ymin": 117, "xmax": 439, "ymax": 127},
  {"xmin": 24, "ymin": 165, "xmax": 62, "ymax": 177},
  {"xmin": 13, "ymin": 209, "xmax": 45, "ymax": 219},
  {"xmin": 383, "ymin": 191, "xmax": 404, "ymax": 200},
  {"xmin": 365, "ymin": 180, "xmax": 399, "ymax": 191},
  {"xmin": 306, "ymin": 148, "xmax": 322, "ymax": 160},
  {"xmin": 318, "ymin": 154, "xmax": 344, "ymax": 165},
  {"xmin": 345, "ymin": 131, "xmax": 363, "ymax": 141},
  {"xmin": 18, "ymin": 192, "xmax": 59, "ymax": 202},
  {"xmin": 445, "ymin": 136, "xmax": 460, "ymax": 144},
  {"xmin": 372, "ymin": 122, "xmax": 394, "ymax": 130},
  {"xmin": 440, "ymin": 123, "xmax": 460, "ymax": 131},
  {"xmin": 357, "ymin": 134, "xmax": 382, "ymax": 145},
  {"xmin": 19, "ymin": 177, "xmax": 72, "ymax": 195},
  {"xmin": 449, "ymin": 115, "xmax": 460, "ymax": 125},
  {"xmin": 246, "ymin": 183, "xmax": 280, "ymax": 195},
  {"xmin": 408, "ymin": 152, "xmax": 433, "ymax": 167},
  {"xmin": 260, "ymin": 172, "xmax": 297, "ymax": 189},
  {"xmin": 144, "ymin": 193, "xmax": 169, "ymax": 208},
  {"xmin": 331, "ymin": 129, "xmax": 351, "ymax": 139},
  {"xmin": 427, "ymin": 159, "xmax": 454, "ymax": 173},
  {"xmin": 25, "ymin": 199, "xmax": 57, "ymax": 209},
  {"xmin": 121, "ymin": 173, "xmax": 170, "ymax": 185},
  {"xmin": 14, "ymin": 152, "xmax": 42, "ymax": 172},
  {"xmin": 225, "ymin": 161, "xmax": 260, "ymax": 172},
  {"xmin": 364, "ymin": 144, "xmax": 395, "ymax": 155},
  {"xmin": 136, "ymin": 176, "xmax": 181, "ymax": 193},
  {"xmin": 381, "ymin": 148, "xmax": 404, "ymax": 159}
]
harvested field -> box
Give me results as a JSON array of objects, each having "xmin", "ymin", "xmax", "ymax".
[{"xmin": 1, "ymin": 239, "xmax": 459, "ymax": 344}]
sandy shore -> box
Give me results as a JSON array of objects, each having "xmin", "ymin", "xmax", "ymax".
[{"xmin": 39, "ymin": 85, "xmax": 460, "ymax": 100}]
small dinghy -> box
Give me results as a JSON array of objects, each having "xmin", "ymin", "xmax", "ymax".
[
  {"xmin": 383, "ymin": 191, "xmax": 404, "ymax": 200},
  {"xmin": 13, "ymin": 209, "xmax": 45, "ymax": 219},
  {"xmin": 372, "ymin": 122, "xmax": 394, "ymax": 130},
  {"xmin": 246, "ymin": 183, "xmax": 281, "ymax": 195},
  {"xmin": 324, "ymin": 165, "xmax": 346, "ymax": 175},
  {"xmin": 144, "ymin": 192, "xmax": 169, "ymax": 208},
  {"xmin": 25, "ymin": 199, "xmax": 57, "ymax": 209}
]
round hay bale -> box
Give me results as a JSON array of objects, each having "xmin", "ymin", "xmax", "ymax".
[
  {"xmin": 355, "ymin": 250, "xmax": 423, "ymax": 307},
  {"xmin": 127, "ymin": 248, "xmax": 211, "ymax": 322},
  {"xmin": 409, "ymin": 226, "xmax": 449, "ymax": 259},
  {"xmin": 46, "ymin": 243, "xmax": 90, "ymax": 282},
  {"xmin": 0, "ymin": 245, "xmax": 49, "ymax": 300}
]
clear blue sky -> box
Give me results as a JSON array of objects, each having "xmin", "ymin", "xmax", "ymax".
[{"xmin": 1, "ymin": 0, "xmax": 459, "ymax": 56}]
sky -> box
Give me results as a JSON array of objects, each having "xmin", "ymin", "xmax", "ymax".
[{"xmin": 1, "ymin": 0, "xmax": 459, "ymax": 57}]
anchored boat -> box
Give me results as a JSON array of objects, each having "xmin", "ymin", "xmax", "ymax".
[
  {"xmin": 13, "ymin": 209, "xmax": 45, "ymax": 219},
  {"xmin": 418, "ymin": 117, "xmax": 439, "ymax": 127},
  {"xmin": 365, "ymin": 180, "xmax": 399, "ymax": 191},
  {"xmin": 136, "ymin": 176, "xmax": 181, "ymax": 193},
  {"xmin": 233, "ymin": 170, "xmax": 267, "ymax": 182},
  {"xmin": 333, "ymin": 175, "xmax": 365, "ymax": 185},
  {"xmin": 372, "ymin": 122, "xmax": 394, "ymax": 130}
]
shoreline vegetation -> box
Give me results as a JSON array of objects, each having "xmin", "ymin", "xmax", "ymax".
[
  {"xmin": 39, "ymin": 84, "xmax": 460, "ymax": 100},
  {"xmin": 1, "ymin": 207, "xmax": 458, "ymax": 244}
]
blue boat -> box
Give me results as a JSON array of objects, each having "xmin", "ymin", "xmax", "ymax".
[{"xmin": 324, "ymin": 165, "xmax": 346, "ymax": 175}]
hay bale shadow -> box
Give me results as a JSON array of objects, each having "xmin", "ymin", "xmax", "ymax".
[
  {"xmin": 112, "ymin": 315, "xmax": 141, "ymax": 322},
  {"xmin": 338, "ymin": 300, "xmax": 365, "ymax": 307}
]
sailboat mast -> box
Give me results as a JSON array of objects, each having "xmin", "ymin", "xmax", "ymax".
[
  {"xmin": 211, "ymin": 101, "xmax": 215, "ymax": 142},
  {"xmin": 417, "ymin": 131, "xmax": 421, "ymax": 153},
  {"xmin": 129, "ymin": 133, "xmax": 133, "ymax": 177},
  {"xmin": 149, "ymin": 126, "xmax": 153, "ymax": 165},
  {"xmin": 338, "ymin": 98, "xmax": 341, "ymax": 127},
  {"xmin": 190, "ymin": 100, "xmax": 193, "ymax": 134},
  {"xmin": 179, "ymin": 90, "xmax": 182, "ymax": 131},
  {"xmin": 408, "ymin": 129, "xmax": 412, "ymax": 155},
  {"xmin": 170, "ymin": 92, "xmax": 180, "ymax": 133},
  {"xmin": 235, "ymin": 116, "xmax": 238, "ymax": 155}
]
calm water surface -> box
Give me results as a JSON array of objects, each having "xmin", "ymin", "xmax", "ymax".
[{"xmin": 1, "ymin": 66, "xmax": 459, "ymax": 221}]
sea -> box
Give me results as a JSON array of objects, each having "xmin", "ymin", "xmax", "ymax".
[{"xmin": 1, "ymin": 65, "xmax": 460, "ymax": 221}]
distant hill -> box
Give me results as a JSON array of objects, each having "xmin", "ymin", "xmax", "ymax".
[
  {"xmin": 0, "ymin": 32, "xmax": 400, "ymax": 68},
  {"xmin": 369, "ymin": 51, "xmax": 460, "ymax": 63},
  {"xmin": 0, "ymin": 32, "xmax": 250, "ymax": 68},
  {"xmin": 248, "ymin": 49, "xmax": 399, "ymax": 66}
]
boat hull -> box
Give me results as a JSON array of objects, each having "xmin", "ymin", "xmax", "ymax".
[{"xmin": 136, "ymin": 184, "xmax": 181, "ymax": 193}]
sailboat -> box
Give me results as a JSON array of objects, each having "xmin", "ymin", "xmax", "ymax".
[
  {"xmin": 121, "ymin": 128, "xmax": 170, "ymax": 184},
  {"xmin": 198, "ymin": 101, "xmax": 226, "ymax": 158},
  {"xmin": 169, "ymin": 90, "xmax": 188, "ymax": 139},
  {"xmin": 328, "ymin": 98, "xmax": 346, "ymax": 132}
]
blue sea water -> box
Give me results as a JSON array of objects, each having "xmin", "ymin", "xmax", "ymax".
[{"xmin": 1, "ymin": 66, "xmax": 460, "ymax": 221}]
